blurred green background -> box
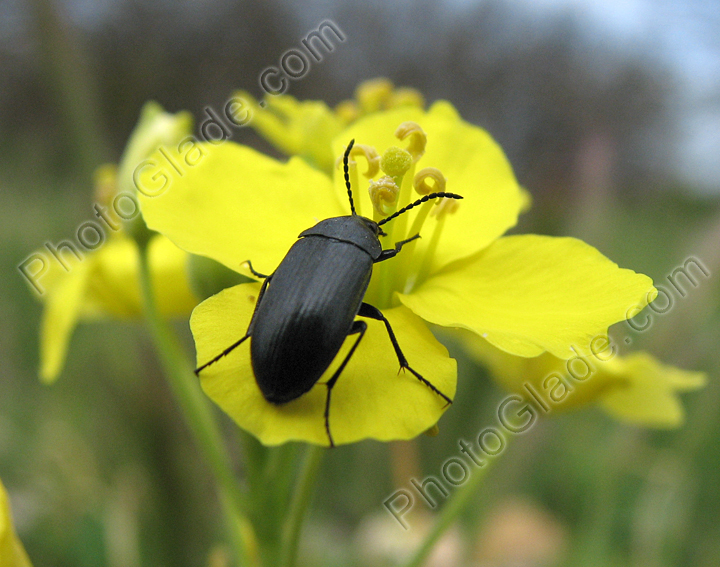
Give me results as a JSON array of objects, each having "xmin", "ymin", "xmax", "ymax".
[{"xmin": 1, "ymin": 0, "xmax": 719, "ymax": 565}]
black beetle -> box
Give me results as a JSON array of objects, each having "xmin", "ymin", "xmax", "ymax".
[{"xmin": 196, "ymin": 139, "xmax": 462, "ymax": 446}]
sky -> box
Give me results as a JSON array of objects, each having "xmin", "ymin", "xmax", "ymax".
[
  {"xmin": 2, "ymin": 0, "xmax": 718, "ymax": 193},
  {"xmin": 519, "ymin": 0, "xmax": 720, "ymax": 193}
]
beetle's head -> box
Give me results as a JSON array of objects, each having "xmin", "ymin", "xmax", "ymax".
[{"xmin": 358, "ymin": 216, "xmax": 387, "ymax": 238}]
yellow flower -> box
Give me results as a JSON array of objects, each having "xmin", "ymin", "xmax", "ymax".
[
  {"xmin": 116, "ymin": 101, "xmax": 194, "ymax": 196},
  {"xmin": 137, "ymin": 100, "xmax": 654, "ymax": 447},
  {"xmin": 237, "ymin": 77, "xmax": 425, "ymax": 172},
  {"xmin": 460, "ymin": 331, "xmax": 706, "ymax": 427},
  {"xmin": 38, "ymin": 231, "xmax": 197, "ymax": 382},
  {"xmin": 236, "ymin": 90, "xmax": 343, "ymax": 172},
  {"xmin": 31, "ymin": 102, "xmax": 200, "ymax": 383},
  {"xmin": 0, "ymin": 479, "xmax": 32, "ymax": 567}
]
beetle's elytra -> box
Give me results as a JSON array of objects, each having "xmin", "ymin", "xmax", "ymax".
[{"xmin": 196, "ymin": 140, "xmax": 463, "ymax": 446}]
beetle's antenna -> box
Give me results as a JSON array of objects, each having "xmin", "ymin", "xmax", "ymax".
[
  {"xmin": 343, "ymin": 139, "xmax": 356, "ymax": 216},
  {"xmin": 377, "ymin": 192, "xmax": 463, "ymax": 226}
]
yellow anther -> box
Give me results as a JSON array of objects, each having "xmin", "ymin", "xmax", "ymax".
[
  {"xmin": 394, "ymin": 121, "xmax": 426, "ymax": 161},
  {"xmin": 388, "ymin": 87, "xmax": 425, "ymax": 109},
  {"xmin": 355, "ymin": 78, "xmax": 394, "ymax": 113},
  {"xmin": 380, "ymin": 146, "xmax": 413, "ymax": 178},
  {"xmin": 334, "ymin": 100, "xmax": 360, "ymax": 124},
  {"xmin": 369, "ymin": 175, "xmax": 400, "ymax": 216},
  {"xmin": 335, "ymin": 144, "xmax": 380, "ymax": 178},
  {"xmin": 413, "ymin": 167, "xmax": 446, "ymax": 195},
  {"xmin": 430, "ymin": 197, "xmax": 460, "ymax": 218}
]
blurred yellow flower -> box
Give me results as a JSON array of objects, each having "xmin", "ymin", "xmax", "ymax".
[
  {"xmin": 138, "ymin": 97, "xmax": 654, "ymax": 447},
  {"xmin": 236, "ymin": 89, "xmax": 343, "ymax": 172},
  {"xmin": 34, "ymin": 102, "xmax": 199, "ymax": 382},
  {"xmin": 0, "ymin": 480, "xmax": 32, "ymax": 567},
  {"xmin": 236, "ymin": 77, "xmax": 425, "ymax": 172},
  {"xmin": 39, "ymin": 232, "xmax": 197, "ymax": 382},
  {"xmin": 461, "ymin": 331, "xmax": 706, "ymax": 427}
]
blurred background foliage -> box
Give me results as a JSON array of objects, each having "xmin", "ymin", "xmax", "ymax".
[{"xmin": 1, "ymin": 0, "xmax": 719, "ymax": 566}]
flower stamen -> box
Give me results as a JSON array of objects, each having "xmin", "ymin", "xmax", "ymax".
[
  {"xmin": 388, "ymin": 87, "xmax": 425, "ymax": 110},
  {"xmin": 430, "ymin": 197, "xmax": 460, "ymax": 219},
  {"xmin": 334, "ymin": 100, "xmax": 359, "ymax": 124},
  {"xmin": 335, "ymin": 144, "xmax": 380, "ymax": 179},
  {"xmin": 356, "ymin": 78, "xmax": 394, "ymax": 113},
  {"xmin": 391, "ymin": 179, "xmax": 447, "ymax": 296},
  {"xmin": 412, "ymin": 213, "xmax": 449, "ymax": 291},
  {"xmin": 335, "ymin": 144, "xmax": 381, "ymax": 218},
  {"xmin": 380, "ymin": 146, "xmax": 413, "ymax": 178},
  {"xmin": 413, "ymin": 167, "xmax": 446, "ymax": 195},
  {"xmin": 394, "ymin": 122, "xmax": 427, "ymax": 162},
  {"xmin": 369, "ymin": 176, "xmax": 401, "ymax": 217},
  {"xmin": 391, "ymin": 168, "xmax": 449, "ymax": 286}
]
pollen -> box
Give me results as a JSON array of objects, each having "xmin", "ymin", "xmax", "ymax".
[
  {"xmin": 335, "ymin": 144, "xmax": 380, "ymax": 179},
  {"xmin": 380, "ymin": 146, "xmax": 413, "ymax": 178},
  {"xmin": 413, "ymin": 167, "xmax": 446, "ymax": 195},
  {"xmin": 369, "ymin": 175, "xmax": 401, "ymax": 216},
  {"xmin": 394, "ymin": 121, "xmax": 426, "ymax": 162}
]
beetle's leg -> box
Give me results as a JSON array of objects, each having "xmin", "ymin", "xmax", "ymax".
[
  {"xmin": 375, "ymin": 234, "xmax": 421, "ymax": 263},
  {"xmin": 357, "ymin": 302, "xmax": 453, "ymax": 405},
  {"xmin": 324, "ymin": 319, "xmax": 367, "ymax": 448},
  {"xmin": 194, "ymin": 275, "xmax": 272, "ymax": 375},
  {"xmin": 243, "ymin": 259, "xmax": 270, "ymax": 279},
  {"xmin": 195, "ymin": 335, "xmax": 250, "ymax": 375}
]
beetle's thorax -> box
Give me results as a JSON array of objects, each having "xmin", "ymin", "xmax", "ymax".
[{"xmin": 298, "ymin": 215, "xmax": 382, "ymax": 259}]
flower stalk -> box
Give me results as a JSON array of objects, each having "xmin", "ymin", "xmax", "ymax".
[
  {"xmin": 136, "ymin": 241, "xmax": 258, "ymax": 567},
  {"xmin": 278, "ymin": 445, "xmax": 325, "ymax": 567},
  {"xmin": 401, "ymin": 435, "xmax": 510, "ymax": 567}
]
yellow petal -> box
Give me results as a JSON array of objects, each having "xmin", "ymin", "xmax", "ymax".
[
  {"xmin": 39, "ymin": 235, "xmax": 197, "ymax": 382},
  {"xmin": 148, "ymin": 235, "xmax": 199, "ymax": 316},
  {"xmin": 39, "ymin": 259, "xmax": 91, "ymax": 384},
  {"xmin": 598, "ymin": 352, "xmax": 706, "ymax": 428},
  {"xmin": 82, "ymin": 236, "xmax": 197, "ymax": 319},
  {"xmin": 0, "ymin": 480, "xmax": 33, "ymax": 567},
  {"xmin": 332, "ymin": 101, "xmax": 525, "ymax": 269},
  {"xmin": 116, "ymin": 101, "xmax": 193, "ymax": 195},
  {"xmin": 192, "ymin": 284, "xmax": 456, "ymax": 446},
  {"xmin": 138, "ymin": 142, "xmax": 345, "ymax": 277},
  {"xmin": 81, "ymin": 238, "xmax": 143, "ymax": 318},
  {"xmin": 460, "ymin": 330, "xmax": 634, "ymax": 410},
  {"xmin": 460, "ymin": 331, "xmax": 705, "ymax": 428},
  {"xmin": 399, "ymin": 235, "xmax": 656, "ymax": 359}
]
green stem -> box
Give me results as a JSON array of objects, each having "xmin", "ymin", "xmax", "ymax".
[
  {"xmin": 137, "ymin": 243, "xmax": 257, "ymax": 567},
  {"xmin": 401, "ymin": 435, "xmax": 512, "ymax": 567},
  {"xmin": 278, "ymin": 445, "xmax": 325, "ymax": 567}
]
